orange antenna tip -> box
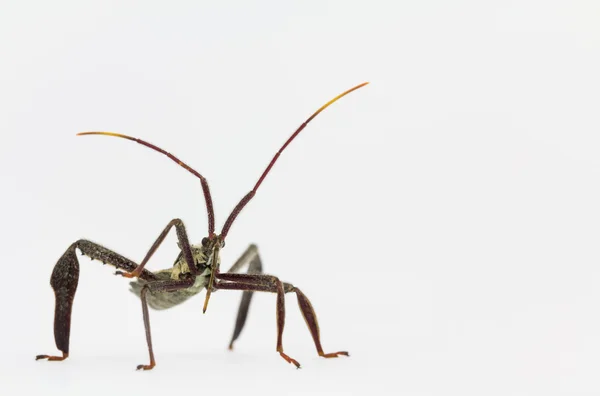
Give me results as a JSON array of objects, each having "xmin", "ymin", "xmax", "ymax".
[
  {"xmin": 77, "ymin": 132, "xmax": 134, "ymax": 140},
  {"xmin": 307, "ymin": 82, "xmax": 369, "ymax": 123}
]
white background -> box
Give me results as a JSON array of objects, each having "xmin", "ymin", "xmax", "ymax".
[{"xmin": 2, "ymin": 1, "xmax": 600, "ymax": 395}]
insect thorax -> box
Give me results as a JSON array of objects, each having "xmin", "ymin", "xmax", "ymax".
[
  {"xmin": 169, "ymin": 243, "xmax": 208, "ymax": 279},
  {"xmin": 129, "ymin": 242, "xmax": 212, "ymax": 310}
]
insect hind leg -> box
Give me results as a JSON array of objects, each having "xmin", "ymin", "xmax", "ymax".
[
  {"xmin": 36, "ymin": 240, "xmax": 156, "ymax": 362},
  {"xmin": 291, "ymin": 287, "xmax": 349, "ymax": 359},
  {"xmin": 217, "ymin": 273, "xmax": 348, "ymax": 368}
]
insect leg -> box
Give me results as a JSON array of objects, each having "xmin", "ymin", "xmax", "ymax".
[
  {"xmin": 224, "ymin": 244, "xmax": 263, "ymax": 349},
  {"xmin": 291, "ymin": 287, "xmax": 349, "ymax": 359},
  {"xmin": 216, "ymin": 274, "xmax": 300, "ymax": 368},
  {"xmin": 217, "ymin": 273, "xmax": 348, "ymax": 362},
  {"xmin": 137, "ymin": 279, "xmax": 194, "ymax": 370},
  {"xmin": 115, "ymin": 218, "xmax": 198, "ymax": 279},
  {"xmin": 36, "ymin": 240, "xmax": 158, "ymax": 362}
]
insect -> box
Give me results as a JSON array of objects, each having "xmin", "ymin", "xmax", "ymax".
[{"xmin": 36, "ymin": 82, "xmax": 368, "ymax": 370}]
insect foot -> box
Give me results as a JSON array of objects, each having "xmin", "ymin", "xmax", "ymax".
[
  {"xmin": 114, "ymin": 270, "xmax": 135, "ymax": 278},
  {"xmin": 136, "ymin": 363, "xmax": 156, "ymax": 371},
  {"xmin": 278, "ymin": 350, "xmax": 301, "ymax": 369},
  {"xmin": 319, "ymin": 351, "xmax": 350, "ymax": 358},
  {"xmin": 35, "ymin": 352, "xmax": 68, "ymax": 362}
]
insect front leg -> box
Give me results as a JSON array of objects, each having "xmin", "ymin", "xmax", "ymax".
[
  {"xmin": 137, "ymin": 279, "xmax": 194, "ymax": 370},
  {"xmin": 36, "ymin": 240, "xmax": 157, "ymax": 362},
  {"xmin": 115, "ymin": 218, "xmax": 198, "ymax": 279},
  {"xmin": 223, "ymin": 244, "xmax": 263, "ymax": 349}
]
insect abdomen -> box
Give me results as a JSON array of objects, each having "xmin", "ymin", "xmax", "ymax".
[{"xmin": 129, "ymin": 270, "xmax": 209, "ymax": 310}]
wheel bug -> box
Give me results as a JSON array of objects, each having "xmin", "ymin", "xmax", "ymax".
[{"xmin": 36, "ymin": 82, "xmax": 368, "ymax": 370}]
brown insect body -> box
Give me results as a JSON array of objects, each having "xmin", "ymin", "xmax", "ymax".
[
  {"xmin": 129, "ymin": 244, "xmax": 212, "ymax": 310},
  {"xmin": 36, "ymin": 82, "xmax": 368, "ymax": 370}
]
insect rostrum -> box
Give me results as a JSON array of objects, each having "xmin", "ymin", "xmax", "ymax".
[{"xmin": 36, "ymin": 82, "xmax": 369, "ymax": 370}]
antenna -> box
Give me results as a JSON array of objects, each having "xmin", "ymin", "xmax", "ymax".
[
  {"xmin": 220, "ymin": 82, "xmax": 369, "ymax": 239},
  {"xmin": 77, "ymin": 132, "xmax": 216, "ymax": 236}
]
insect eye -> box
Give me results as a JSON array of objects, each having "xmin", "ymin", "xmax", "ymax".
[
  {"xmin": 221, "ymin": 240, "xmax": 226, "ymax": 248},
  {"xmin": 201, "ymin": 237, "xmax": 209, "ymax": 246}
]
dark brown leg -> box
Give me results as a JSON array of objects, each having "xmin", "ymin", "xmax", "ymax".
[
  {"xmin": 224, "ymin": 244, "xmax": 263, "ymax": 349},
  {"xmin": 116, "ymin": 218, "xmax": 198, "ymax": 278},
  {"xmin": 293, "ymin": 287, "xmax": 348, "ymax": 358},
  {"xmin": 36, "ymin": 240, "xmax": 158, "ymax": 362},
  {"xmin": 137, "ymin": 279, "xmax": 194, "ymax": 370},
  {"xmin": 216, "ymin": 278, "xmax": 300, "ymax": 368},
  {"xmin": 217, "ymin": 273, "xmax": 348, "ymax": 364}
]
